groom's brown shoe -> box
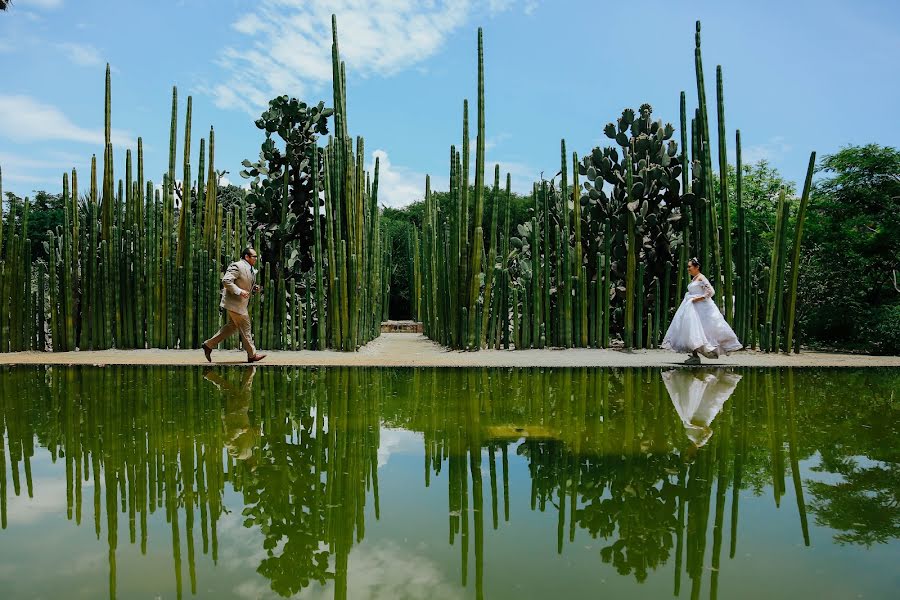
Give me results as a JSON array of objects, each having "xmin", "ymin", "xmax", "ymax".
[
  {"xmin": 202, "ymin": 343, "xmax": 213, "ymax": 363},
  {"xmin": 248, "ymin": 353, "xmax": 267, "ymax": 363}
]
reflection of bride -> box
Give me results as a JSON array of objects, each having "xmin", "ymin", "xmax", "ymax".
[{"xmin": 662, "ymin": 368, "xmax": 742, "ymax": 448}]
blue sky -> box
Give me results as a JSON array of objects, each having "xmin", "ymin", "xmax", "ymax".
[{"xmin": 2, "ymin": 0, "xmax": 899, "ymax": 207}]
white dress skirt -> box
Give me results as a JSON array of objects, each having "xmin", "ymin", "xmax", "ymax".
[
  {"xmin": 661, "ymin": 275, "xmax": 742, "ymax": 357},
  {"xmin": 662, "ymin": 368, "xmax": 742, "ymax": 447}
]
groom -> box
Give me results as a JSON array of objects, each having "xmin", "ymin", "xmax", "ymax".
[{"xmin": 202, "ymin": 247, "xmax": 267, "ymax": 363}]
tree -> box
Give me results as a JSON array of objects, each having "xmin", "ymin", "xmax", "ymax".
[
  {"xmin": 798, "ymin": 144, "xmax": 900, "ymax": 350},
  {"xmin": 2, "ymin": 190, "xmax": 64, "ymax": 262}
]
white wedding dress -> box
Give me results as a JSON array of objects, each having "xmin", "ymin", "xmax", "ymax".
[
  {"xmin": 661, "ymin": 275, "xmax": 742, "ymax": 357},
  {"xmin": 662, "ymin": 368, "xmax": 742, "ymax": 447}
]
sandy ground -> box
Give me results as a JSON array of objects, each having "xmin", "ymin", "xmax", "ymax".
[{"xmin": 1, "ymin": 333, "xmax": 898, "ymax": 368}]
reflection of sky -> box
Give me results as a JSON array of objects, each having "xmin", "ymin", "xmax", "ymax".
[
  {"xmin": 297, "ymin": 541, "xmax": 466, "ymax": 600},
  {"xmin": 377, "ymin": 427, "xmax": 423, "ymax": 468},
  {"xmin": 2, "ymin": 427, "xmax": 899, "ymax": 599}
]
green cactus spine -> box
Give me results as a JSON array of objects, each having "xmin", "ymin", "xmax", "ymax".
[
  {"xmin": 785, "ymin": 152, "xmax": 816, "ymax": 354},
  {"xmin": 624, "ymin": 154, "xmax": 636, "ymax": 349},
  {"xmin": 765, "ymin": 188, "xmax": 787, "ymax": 351},
  {"xmin": 466, "ymin": 28, "xmax": 486, "ymax": 350},
  {"xmin": 716, "ymin": 66, "xmax": 734, "ymax": 324}
]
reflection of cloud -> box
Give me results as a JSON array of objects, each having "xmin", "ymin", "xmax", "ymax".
[
  {"xmin": 3, "ymin": 477, "xmax": 70, "ymax": 526},
  {"xmin": 303, "ymin": 540, "xmax": 465, "ymax": 600},
  {"xmin": 57, "ymin": 550, "xmax": 107, "ymax": 576},
  {"xmin": 215, "ymin": 504, "xmax": 269, "ymax": 574},
  {"xmin": 377, "ymin": 427, "xmax": 423, "ymax": 468}
]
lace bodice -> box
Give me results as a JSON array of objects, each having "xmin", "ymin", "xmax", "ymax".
[{"xmin": 688, "ymin": 275, "xmax": 714, "ymax": 299}]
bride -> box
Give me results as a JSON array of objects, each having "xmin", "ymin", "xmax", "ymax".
[{"xmin": 662, "ymin": 257, "xmax": 742, "ymax": 364}]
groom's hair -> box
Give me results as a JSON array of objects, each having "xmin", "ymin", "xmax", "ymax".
[{"xmin": 242, "ymin": 247, "xmax": 256, "ymax": 260}]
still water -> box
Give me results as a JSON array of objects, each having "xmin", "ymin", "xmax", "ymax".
[{"xmin": 0, "ymin": 366, "xmax": 897, "ymax": 599}]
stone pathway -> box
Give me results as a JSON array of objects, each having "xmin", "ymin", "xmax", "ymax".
[{"xmin": 2, "ymin": 333, "xmax": 898, "ymax": 368}]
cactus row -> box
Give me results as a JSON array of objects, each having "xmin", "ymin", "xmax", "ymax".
[
  {"xmin": 0, "ymin": 17, "xmax": 386, "ymax": 353},
  {"xmin": 412, "ymin": 21, "xmax": 814, "ymax": 353}
]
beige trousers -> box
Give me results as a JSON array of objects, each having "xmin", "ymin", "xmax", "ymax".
[{"xmin": 204, "ymin": 310, "xmax": 256, "ymax": 357}]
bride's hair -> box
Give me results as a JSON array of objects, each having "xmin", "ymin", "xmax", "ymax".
[{"xmin": 688, "ymin": 257, "xmax": 701, "ymax": 269}]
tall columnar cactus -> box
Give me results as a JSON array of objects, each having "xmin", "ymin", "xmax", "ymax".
[
  {"xmin": 465, "ymin": 28, "xmax": 486, "ymax": 349},
  {"xmin": 785, "ymin": 152, "xmax": 816, "ymax": 354},
  {"xmin": 624, "ymin": 152, "xmax": 636, "ymax": 349},
  {"xmin": 716, "ymin": 65, "xmax": 734, "ymax": 324},
  {"xmin": 765, "ymin": 188, "xmax": 788, "ymax": 350},
  {"xmin": 694, "ymin": 21, "xmax": 723, "ymax": 311},
  {"xmin": 735, "ymin": 130, "xmax": 745, "ymax": 341}
]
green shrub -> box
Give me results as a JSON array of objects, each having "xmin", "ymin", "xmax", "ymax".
[{"xmin": 867, "ymin": 303, "xmax": 900, "ymax": 355}]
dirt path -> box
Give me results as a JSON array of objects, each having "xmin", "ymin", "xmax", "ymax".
[{"xmin": 2, "ymin": 333, "xmax": 898, "ymax": 368}]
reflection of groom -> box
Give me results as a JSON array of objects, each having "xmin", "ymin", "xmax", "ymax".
[{"xmin": 203, "ymin": 366, "xmax": 259, "ymax": 464}]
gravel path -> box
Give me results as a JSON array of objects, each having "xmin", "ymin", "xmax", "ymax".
[{"xmin": 2, "ymin": 333, "xmax": 898, "ymax": 368}]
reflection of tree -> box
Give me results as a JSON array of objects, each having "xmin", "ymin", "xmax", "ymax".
[
  {"xmin": 807, "ymin": 461, "xmax": 900, "ymax": 546},
  {"xmin": 792, "ymin": 369, "xmax": 899, "ymax": 548}
]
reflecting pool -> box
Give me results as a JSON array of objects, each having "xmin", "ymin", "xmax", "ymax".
[{"xmin": 1, "ymin": 366, "xmax": 898, "ymax": 599}]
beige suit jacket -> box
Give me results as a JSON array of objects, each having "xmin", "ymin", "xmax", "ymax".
[{"xmin": 220, "ymin": 259, "xmax": 257, "ymax": 315}]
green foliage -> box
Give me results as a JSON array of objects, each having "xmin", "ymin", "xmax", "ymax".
[
  {"xmin": 866, "ymin": 304, "xmax": 900, "ymax": 356},
  {"xmin": 380, "ymin": 215, "xmax": 415, "ymax": 318},
  {"xmin": 3, "ymin": 191, "xmax": 65, "ymax": 262},
  {"xmin": 387, "ymin": 185, "xmax": 530, "ymax": 247},
  {"xmin": 798, "ymin": 144, "xmax": 900, "ymax": 352},
  {"xmin": 723, "ymin": 161, "xmax": 796, "ymax": 288}
]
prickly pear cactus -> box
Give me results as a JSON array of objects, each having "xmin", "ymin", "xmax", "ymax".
[
  {"xmin": 580, "ymin": 104, "xmax": 691, "ymax": 327},
  {"xmin": 240, "ymin": 96, "xmax": 333, "ymax": 278}
]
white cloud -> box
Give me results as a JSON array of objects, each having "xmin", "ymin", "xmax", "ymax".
[
  {"xmin": 0, "ymin": 95, "xmax": 133, "ymax": 147},
  {"xmin": 17, "ymin": 0, "xmax": 64, "ymax": 8},
  {"xmin": 57, "ymin": 42, "xmax": 103, "ymax": 67},
  {"xmin": 0, "ymin": 150, "xmax": 90, "ymax": 189},
  {"xmin": 210, "ymin": 0, "xmax": 534, "ymax": 114},
  {"xmin": 742, "ymin": 136, "xmax": 792, "ymax": 165},
  {"xmin": 370, "ymin": 146, "xmax": 537, "ymax": 208},
  {"xmin": 488, "ymin": 0, "xmax": 516, "ymax": 13},
  {"xmin": 371, "ymin": 149, "xmax": 439, "ymax": 208},
  {"xmin": 488, "ymin": 158, "xmax": 540, "ymax": 194}
]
